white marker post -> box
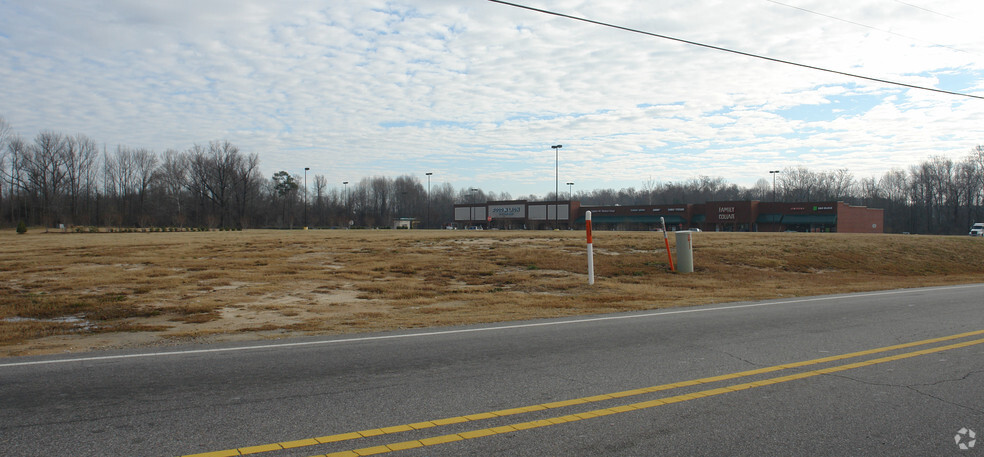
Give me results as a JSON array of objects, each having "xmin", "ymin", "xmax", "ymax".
[{"xmin": 586, "ymin": 211, "xmax": 595, "ymax": 285}]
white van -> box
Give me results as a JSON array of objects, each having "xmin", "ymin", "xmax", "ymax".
[{"xmin": 970, "ymin": 222, "xmax": 984, "ymax": 236}]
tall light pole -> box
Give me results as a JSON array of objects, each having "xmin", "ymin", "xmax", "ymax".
[
  {"xmin": 303, "ymin": 167, "xmax": 310, "ymax": 228},
  {"xmin": 551, "ymin": 144, "xmax": 562, "ymax": 228},
  {"xmin": 566, "ymin": 182, "xmax": 574, "ymax": 201},
  {"xmin": 343, "ymin": 181, "xmax": 349, "ymax": 224},
  {"xmin": 426, "ymin": 172, "xmax": 433, "ymax": 229},
  {"xmin": 769, "ymin": 170, "xmax": 780, "ymax": 202},
  {"xmin": 470, "ymin": 187, "xmax": 479, "ymax": 227}
]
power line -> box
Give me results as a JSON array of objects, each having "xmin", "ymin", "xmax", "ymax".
[
  {"xmin": 488, "ymin": 0, "xmax": 984, "ymax": 101},
  {"xmin": 763, "ymin": 0, "xmax": 970, "ymax": 55},
  {"xmin": 893, "ymin": 0, "xmax": 958, "ymax": 21}
]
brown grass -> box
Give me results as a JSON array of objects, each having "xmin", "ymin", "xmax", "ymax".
[{"xmin": 1, "ymin": 229, "xmax": 983, "ymax": 356}]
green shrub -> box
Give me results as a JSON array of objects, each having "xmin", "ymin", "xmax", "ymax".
[{"xmin": 16, "ymin": 221, "xmax": 27, "ymax": 234}]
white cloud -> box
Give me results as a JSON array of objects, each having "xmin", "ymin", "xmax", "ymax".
[{"xmin": 1, "ymin": 0, "xmax": 982, "ymax": 196}]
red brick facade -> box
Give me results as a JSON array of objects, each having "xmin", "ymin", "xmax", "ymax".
[{"xmin": 455, "ymin": 200, "xmax": 885, "ymax": 233}]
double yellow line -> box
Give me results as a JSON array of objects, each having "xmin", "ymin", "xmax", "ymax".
[{"xmin": 183, "ymin": 329, "xmax": 984, "ymax": 457}]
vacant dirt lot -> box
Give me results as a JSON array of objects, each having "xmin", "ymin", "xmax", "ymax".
[{"xmin": 2, "ymin": 228, "xmax": 983, "ymax": 356}]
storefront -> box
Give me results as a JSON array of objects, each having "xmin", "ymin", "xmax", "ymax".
[{"xmin": 453, "ymin": 200, "xmax": 883, "ymax": 233}]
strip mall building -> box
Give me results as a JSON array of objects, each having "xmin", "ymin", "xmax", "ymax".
[{"xmin": 453, "ymin": 200, "xmax": 884, "ymax": 233}]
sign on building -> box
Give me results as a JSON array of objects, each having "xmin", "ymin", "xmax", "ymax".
[{"xmin": 489, "ymin": 204, "xmax": 526, "ymax": 219}]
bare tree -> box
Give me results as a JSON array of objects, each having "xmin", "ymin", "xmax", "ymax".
[
  {"xmin": 0, "ymin": 117, "xmax": 12, "ymax": 222},
  {"xmin": 857, "ymin": 177, "xmax": 879, "ymax": 207},
  {"xmin": 313, "ymin": 174, "xmax": 327, "ymax": 227},
  {"xmin": 184, "ymin": 144, "xmax": 210, "ymax": 226},
  {"xmin": 185, "ymin": 141, "xmax": 244, "ymax": 227},
  {"xmin": 232, "ymin": 151, "xmax": 260, "ymax": 229},
  {"xmin": 750, "ymin": 178, "xmax": 771, "ymax": 201},
  {"xmin": 130, "ymin": 148, "xmax": 158, "ymax": 227},
  {"xmin": 969, "ymin": 146, "xmax": 984, "ymax": 224},
  {"xmin": 955, "ymin": 159, "xmax": 979, "ymax": 230},
  {"xmin": 392, "ymin": 175, "xmax": 423, "ymax": 222},
  {"xmin": 642, "ymin": 176, "xmax": 657, "ymax": 205},
  {"xmin": 22, "ymin": 131, "xmax": 69, "ymax": 228},
  {"xmin": 430, "ymin": 182, "xmax": 456, "ymax": 227},
  {"xmin": 63, "ymin": 134, "xmax": 99, "ymax": 224},
  {"xmin": 2, "ymin": 135, "xmax": 28, "ymax": 224},
  {"xmin": 103, "ymin": 146, "xmax": 138, "ymax": 226},
  {"xmin": 368, "ymin": 176, "xmax": 392, "ymax": 226},
  {"xmin": 824, "ymin": 169, "xmax": 856, "ymax": 201},
  {"xmin": 779, "ymin": 167, "xmax": 819, "ymax": 201},
  {"xmin": 157, "ymin": 149, "xmax": 189, "ymax": 227}
]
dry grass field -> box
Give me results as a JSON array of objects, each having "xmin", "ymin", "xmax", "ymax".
[{"xmin": 2, "ymin": 228, "xmax": 983, "ymax": 357}]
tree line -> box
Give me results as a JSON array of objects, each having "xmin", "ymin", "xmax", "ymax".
[{"xmin": 1, "ymin": 117, "xmax": 982, "ymax": 234}]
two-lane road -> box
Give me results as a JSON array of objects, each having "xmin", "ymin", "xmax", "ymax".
[{"xmin": 2, "ymin": 284, "xmax": 983, "ymax": 456}]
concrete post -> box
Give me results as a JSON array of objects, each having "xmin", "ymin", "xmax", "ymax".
[{"xmin": 675, "ymin": 231, "xmax": 694, "ymax": 273}]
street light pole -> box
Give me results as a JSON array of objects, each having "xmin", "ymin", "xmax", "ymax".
[
  {"xmin": 551, "ymin": 144, "xmax": 562, "ymax": 228},
  {"xmin": 769, "ymin": 170, "xmax": 780, "ymax": 202},
  {"xmin": 566, "ymin": 182, "xmax": 575, "ymax": 230},
  {"xmin": 469, "ymin": 187, "xmax": 479, "ymax": 228},
  {"xmin": 304, "ymin": 167, "xmax": 310, "ymax": 228},
  {"xmin": 426, "ymin": 172, "xmax": 433, "ymax": 229},
  {"xmin": 343, "ymin": 181, "xmax": 349, "ymax": 226}
]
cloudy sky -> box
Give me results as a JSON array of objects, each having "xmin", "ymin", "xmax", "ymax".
[{"xmin": 1, "ymin": 0, "xmax": 982, "ymax": 198}]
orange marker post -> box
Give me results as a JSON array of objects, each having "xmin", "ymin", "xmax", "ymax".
[
  {"xmin": 660, "ymin": 216, "xmax": 676, "ymax": 272},
  {"xmin": 586, "ymin": 211, "xmax": 595, "ymax": 285}
]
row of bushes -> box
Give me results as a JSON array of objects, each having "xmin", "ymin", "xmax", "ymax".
[
  {"xmin": 14, "ymin": 224, "xmax": 246, "ymax": 234},
  {"xmin": 99, "ymin": 226, "xmax": 245, "ymax": 233},
  {"xmin": 100, "ymin": 227, "xmax": 244, "ymax": 233}
]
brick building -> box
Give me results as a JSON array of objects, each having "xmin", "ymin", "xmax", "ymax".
[{"xmin": 453, "ymin": 200, "xmax": 883, "ymax": 233}]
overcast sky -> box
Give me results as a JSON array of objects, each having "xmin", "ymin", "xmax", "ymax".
[{"xmin": 1, "ymin": 0, "xmax": 982, "ymax": 198}]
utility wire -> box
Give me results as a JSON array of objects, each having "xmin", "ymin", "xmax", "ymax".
[
  {"xmin": 764, "ymin": 0, "xmax": 969, "ymax": 55},
  {"xmin": 488, "ymin": 0, "xmax": 984, "ymax": 101},
  {"xmin": 893, "ymin": 0, "xmax": 958, "ymax": 21}
]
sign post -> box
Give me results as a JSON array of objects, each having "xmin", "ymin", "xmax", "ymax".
[
  {"xmin": 586, "ymin": 211, "xmax": 595, "ymax": 285},
  {"xmin": 660, "ymin": 217, "xmax": 676, "ymax": 272}
]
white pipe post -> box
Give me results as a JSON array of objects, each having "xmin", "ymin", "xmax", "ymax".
[{"xmin": 586, "ymin": 211, "xmax": 595, "ymax": 285}]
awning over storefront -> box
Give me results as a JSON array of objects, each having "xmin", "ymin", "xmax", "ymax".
[
  {"xmin": 756, "ymin": 214, "xmax": 783, "ymax": 224},
  {"xmin": 575, "ymin": 215, "xmax": 687, "ymax": 224},
  {"xmin": 781, "ymin": 214, "xmax": 837, "ymax": 225}
]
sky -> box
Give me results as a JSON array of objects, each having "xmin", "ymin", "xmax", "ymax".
[{"xmin": 1, "ymin": 0, "xmax": 983, "ymax": 198}]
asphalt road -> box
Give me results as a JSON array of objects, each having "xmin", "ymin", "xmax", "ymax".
[{"xmin": 2, "ymin": 284, "xmax": 983, "ymax": 456}]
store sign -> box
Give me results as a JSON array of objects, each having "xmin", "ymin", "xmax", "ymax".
[
  {"xmin": 718, "ymin": 206, "xmax": 736, "ymax": 220},
  {"xmin": 668, "ymin": 208, "xmax": 685, "ymax": 212},
  {"xmin": 489, "ymin": 205, "xmax": 525, "ymax": 218},
  {"xmin": 814, "ymin": 206, "xmax": 833, "ymax": 211}
]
